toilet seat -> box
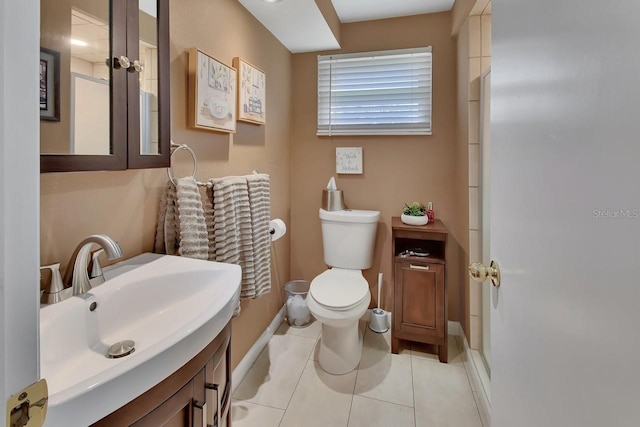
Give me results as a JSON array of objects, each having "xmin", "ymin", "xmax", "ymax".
[{"xmin": 309, "ymin": 269, "xmax": 369, "ymax": 311}]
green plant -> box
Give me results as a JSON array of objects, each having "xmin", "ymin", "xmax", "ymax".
[{"xmin": 402, "ymin": 202, "xmax": 426, "ymax": 216}]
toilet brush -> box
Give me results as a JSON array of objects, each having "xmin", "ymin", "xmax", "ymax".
[{"xmin": 369, "ymin": 272, "xmax": 389, "ymax": 333}]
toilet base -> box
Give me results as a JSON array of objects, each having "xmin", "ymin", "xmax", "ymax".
[
  {"xmin": 306, "ymin": 279, "xmax": 370, "ymax": 375},
  {"xmin": 318, "ymin": 321, "xmax": 363, "ymax": 375}
]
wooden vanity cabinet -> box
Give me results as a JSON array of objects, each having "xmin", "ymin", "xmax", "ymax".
[
  {"xmin": 391, "ymin": 217, "xmax": 448, "ymax": 362},
  {"xmin": 92, "ymin": 324, "xmax": 232, "ymax": 427}
]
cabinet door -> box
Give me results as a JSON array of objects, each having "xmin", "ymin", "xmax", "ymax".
[
  {"xmin": 131, "ymin": 368, "xmax": 205, "ymax": 427},
  {"xmin": 394, "ymin": 261, "xmax": 445, "ymax": 340},
  {"xmin": 40, "ymin": 0, "xmax": 170, "ymax": 172},
  {"xmin": 205, "ymin": 340, "xmax": 231, "ymax": 427}
]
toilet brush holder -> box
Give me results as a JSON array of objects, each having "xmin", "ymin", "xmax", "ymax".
[{"xmin": 368, "ymin": 308, "xmax": 389, "ymax": 333}]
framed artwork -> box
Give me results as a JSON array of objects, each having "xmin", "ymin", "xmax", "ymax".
[
  {"xmin": 336, "ymin": 147, "xmax": 363, "ymax": 174},
  {"xmin": 233, "ymin": 57, "xmax": 266, "ymax": 125},
  {"xmin": 188, "ymin": 48, "xmax": 236, "ymax": 133},
  {"xmin": 40, "ymin": 48, "xmax": 60, "ymax": 121}
]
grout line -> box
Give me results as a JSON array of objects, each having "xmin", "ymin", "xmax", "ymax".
[
  {"xmin": 346, "ymin": 390, "xmax": 356, "ymax": 427},
  {"xmin": 355, "ymin": 393, "xmax": 416, "ymax": 409},
  {"xmin": 347, "ymin": 325, "xmax": 367, "ymax": 427},
  {"xmin": 410, "ymin": 347, "xmax": 417, "ymax": 427},
  {"xmin": 233, "ymin": 399, "xmax": 287, "ymax": 413},
  {"xmin": 277, "ymin": 355, "xmax": 311, "ymax": 427}
]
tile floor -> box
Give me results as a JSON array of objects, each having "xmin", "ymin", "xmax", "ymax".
[{"xmin": 232, "ymin": 318, "xmax": 486, "ymax": 427}]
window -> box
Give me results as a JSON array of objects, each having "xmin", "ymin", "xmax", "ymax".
[{"xmin": 317, "ymin": 47, "xmax": 432, "ymax": 136}]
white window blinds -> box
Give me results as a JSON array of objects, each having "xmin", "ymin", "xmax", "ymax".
[{"xmin": 317, "ymin": 47, "xmax": 432, "ymax": 136}]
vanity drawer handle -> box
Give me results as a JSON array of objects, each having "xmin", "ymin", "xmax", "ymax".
[
  {"xmin": 409, "ymin": 264, "xmax": 430, "ymax": 271},
  {"xmin": 205, "ymin": 383, "xmax": 220, "ymax": 427},
  {"xmin": 193, "ymin": 400, "xmax": 206, "ymax": 427}
]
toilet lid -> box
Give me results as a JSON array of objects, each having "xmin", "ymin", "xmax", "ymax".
[{"xmin": 310, "ymin": 269, "xmax": 369, "ymax": 310}]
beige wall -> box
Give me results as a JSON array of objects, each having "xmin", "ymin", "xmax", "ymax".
[
  {"xmin": 290, "ymin": 12, "xmax": 465, "ymax": 322},
  {"xmin": 40, "ymin": 0, "xmax": 292, "ymax": 369}
]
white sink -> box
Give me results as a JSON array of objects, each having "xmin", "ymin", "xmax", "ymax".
[{"xmin": 40, "ymin": 254, "xmax": 241, "ymax": 427}]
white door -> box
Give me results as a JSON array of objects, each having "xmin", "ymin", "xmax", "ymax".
[
  {"xmin": 491, "ymin": 1, "xmax": 640, "ymax": 426},
  {"xmin": 0, "ymin": 0, "xmax": 41, "ymax": 423}
]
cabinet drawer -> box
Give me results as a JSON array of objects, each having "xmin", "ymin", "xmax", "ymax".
[{"xmin": 394, "ymin": 261, "xmax": 445, "ymax": 339}]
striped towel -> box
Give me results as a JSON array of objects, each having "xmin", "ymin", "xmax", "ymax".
[
  {"xmin": 246, "ymin": 174, "xmax": 271, "ymax": 298},
  {"xmin": 155, "ymin": 177, "xmax": 209, "ymax": 260},
  {"xmin": 155, "ymin": 181, "xmax": 178, "ymax": 255},
  {"xmin": 175, "ymin": 177, "xmax": 209, "ymax": 259},
  {"xmin": 200, "ymin": 185, "xmax": 217, "ymax": 261},
  {"xmin": 209, "ymin": 177, "xmax": 255, "ymax": 301}
]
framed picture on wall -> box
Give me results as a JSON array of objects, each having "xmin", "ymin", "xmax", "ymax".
[
  {"xmin": 188, "ymin": 48, "xmax": 237, "ymax": 133},
  {"xmin": 40, "ymin": 48, "xmax": 60, "ymax": 121},
  {"xmin": 233, "ymin": 57, "xmax": 266, "ymax": 125}
]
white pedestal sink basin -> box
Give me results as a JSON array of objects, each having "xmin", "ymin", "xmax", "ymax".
[{"xmin": 40, "ymin": 254, "xmax": 241, "ymax": 426}]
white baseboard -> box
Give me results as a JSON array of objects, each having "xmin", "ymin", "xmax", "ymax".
[
  {"xmin": 448, "ymin": 320, "xmax": 463, "ymax": 336},
  {"xmin": 231, "ymin": 305, "xmax": 286, "ymax": 394},
  {"xmin": 452, "ymin": 321, "xmax": 491, "ymax": 427}
]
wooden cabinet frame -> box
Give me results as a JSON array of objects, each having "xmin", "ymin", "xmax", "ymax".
[
  {"xmin": 391, "ymin": 217, "xmax": 448, "ymax": 362},
  {"xmin": 40, "ymin": 0, "xmax": 170, "ymax": 173}
]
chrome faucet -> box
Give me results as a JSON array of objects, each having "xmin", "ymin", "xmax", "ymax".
[{"xmin": 62, "ymin": 234, "xmax": 123, "ymax": 296}]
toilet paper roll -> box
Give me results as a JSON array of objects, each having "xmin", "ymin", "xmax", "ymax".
[{"xmin": 269, "ymin": 219, "xmax": 287, "ymax": 242}]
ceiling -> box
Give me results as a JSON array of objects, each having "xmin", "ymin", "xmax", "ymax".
[
  {"xmin": 238, "ymin": 0, "xmax": 455, "ymax": 53},
  {"xmin": 71, "ymin": 10, "xmax": 110, "ymax": 64},
  {"xmin": 332, "ymin": 0, "xmax": 454, "ymax": 23}
]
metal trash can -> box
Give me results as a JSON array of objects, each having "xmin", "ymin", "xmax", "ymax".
[{"xmin": 284, "ymin": 280, "xmax": 313, "ymax": 327}]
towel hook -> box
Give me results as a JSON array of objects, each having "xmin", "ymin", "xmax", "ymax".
[{"xmin": 168, "ymin": 142, "xmax": 198, "ymax": 186}]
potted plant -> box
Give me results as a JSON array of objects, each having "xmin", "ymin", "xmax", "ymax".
[{"xmin": 401, "ymin": 202, "xmax": 428, "ymax": 226}]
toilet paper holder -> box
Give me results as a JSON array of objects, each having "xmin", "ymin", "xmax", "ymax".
[{"xmin": 269, "ymin": 218, "xmax": 287, "ymax": 242}]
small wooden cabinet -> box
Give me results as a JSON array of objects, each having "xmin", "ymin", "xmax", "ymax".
[
  {"xmin": 391, "ymin": 217, "xmax": 448, "ymax": 362},
  {"xmin": 92, "ymin": 324, "xmax": 232, "ymax": 427}
]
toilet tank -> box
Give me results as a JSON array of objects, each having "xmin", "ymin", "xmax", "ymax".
[{"xmin": 319, "ymin": 209, "xmax": 380, "ymax": 270}]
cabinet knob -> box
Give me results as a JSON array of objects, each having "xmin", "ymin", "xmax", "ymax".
[
  {"xmin": 132, "ymin": 60, "xmax": 144, "ymax": 73},
  {"xmin": 468, "ymin": 260, "xmax": 501, "ymax": 287},
  {"xmin": 409, "ymin": 264, "xmax": 430, "ymax": 271},
  {"xmin": 115, "ymin": 55, "xmax": 131, "ymax": 69}
]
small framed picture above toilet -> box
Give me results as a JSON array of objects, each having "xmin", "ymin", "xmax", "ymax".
[{"xmin": 336, "ymin": 147, "xmax": 363, "ymax": 174}]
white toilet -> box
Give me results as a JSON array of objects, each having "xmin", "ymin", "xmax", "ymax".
[{"xmin": 307, "ymin": 208, "xmax": 380, "ymax": 374}]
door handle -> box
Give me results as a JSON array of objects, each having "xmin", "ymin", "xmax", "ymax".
[
  {"xmin": 409, "ymin": 264, "xmax": 430, "ymax": 271},
  {"xmin": 468, "ymin": 260, "xmax": 501, "ymax": 287}
]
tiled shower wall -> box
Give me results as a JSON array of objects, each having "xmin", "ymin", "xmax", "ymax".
[{"xmin": 467, "ymin": 1, "xmax": 491, "ymax": 350}]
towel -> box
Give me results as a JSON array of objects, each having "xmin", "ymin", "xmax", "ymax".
[
  {"xmin": 155, "ymin": 181, "xmax": 177, "ymax": 254},
  {"xmin": 210, "ymin": 177, "xmax": 255, "ymax": 300},
  {"xmin": 200, "ymin": 186, "xmax": 217, "ymax": 261},
  {"xmin": 246, "ymin": 174, "xmax": 271, "ymax": 298},
  {"xmin": 175, "ymin": 177, "xmax": 209, "ymax": 259},
  {"xmin": 155, "ymin": 177, "xmax": 208, "ymax": 260}
]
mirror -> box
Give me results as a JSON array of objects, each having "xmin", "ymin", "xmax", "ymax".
[
  {"xmin": 40, "ymin": 0, "xmax": 169, "ymax": 172},
  {"xmin": 40, "ymin": 1, "xmax": 111, "ymax": 155},
  {"xmin": 138, "ymin": 0, "xmax": 160, "ymax": 155}
]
